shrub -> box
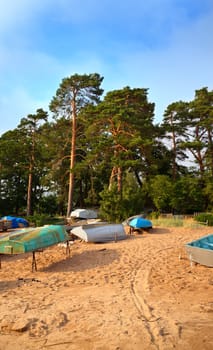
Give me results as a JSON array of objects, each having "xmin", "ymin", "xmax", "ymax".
[
  {"xmin": 26, "ymin": 214, "xmax": 65, "ymax": 227},
  {"xmin": 194, "ymin": 213, "xmax": 213, "ymax": 226}
]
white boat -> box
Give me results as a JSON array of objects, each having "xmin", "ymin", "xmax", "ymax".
[
  {"xmin": 185, "ymin": 234, "xmax": 213, "ymax": 267},
  {"xmin": 71, "ymin": 223, "xmax": 126, "ymax": 243},
  {"xmin": 70, "ymin": 208, "xmax": 98, "ymax": 219}
]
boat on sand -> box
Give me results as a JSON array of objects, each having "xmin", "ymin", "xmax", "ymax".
[
  {"xmin": 71, "ymin": 223, "xmax": 126, "ymax": 243},
  {"xmin": 0, "ymin": 225, "xmax": 69, "ymax": 254},
  {"xmin": 0, "ymin": 225, "xmax": 70, "ymax": 271},
  {"xmin": 185, "ymin": 234, "xmax": 213, "ymax": 267},
  {"xmin": 70, "ymin": 209, "xmax": 98, "ymax": 219},
  {"xmin": 128, "ymin": 217, "xmax": 152, "ymax": 229}
]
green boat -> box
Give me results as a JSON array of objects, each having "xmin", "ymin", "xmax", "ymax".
[{"xmin": 0, "ymin": 225, "xmax": 69, "ymax": 254}]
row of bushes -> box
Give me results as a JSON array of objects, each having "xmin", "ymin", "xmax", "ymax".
[
  {"xmin": 25, "ymin": 212, "xmax": 213, "ymax": 227},
  {"xmin": 194, "ymin": 213, "xmax": 213, "ymax": 226}
]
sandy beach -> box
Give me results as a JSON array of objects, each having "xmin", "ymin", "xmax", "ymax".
[{"xmin": 0, "ymin": 226, "xmax": 213, "ymax": 350}]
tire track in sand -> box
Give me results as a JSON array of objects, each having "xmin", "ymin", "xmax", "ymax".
[
  {"xmin": 127, "ymin": 235, "xmax": 175, "ymax": 350},
  {"xmin": 111, "ymin": 235, "xmax": 161, "ymax": 349}
]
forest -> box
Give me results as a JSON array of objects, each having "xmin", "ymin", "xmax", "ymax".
[{"xmin": 0, "ymin": 73, "xmax": 212, "ymax": 222}]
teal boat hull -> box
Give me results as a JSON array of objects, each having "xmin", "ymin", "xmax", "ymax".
[
  {"xmin": 185, "ymin": 234, "xmax": 213, "ymax": 267},
  {"xmin": 0, "ymin": 225, "xmax": 69, "ymax": 254}
]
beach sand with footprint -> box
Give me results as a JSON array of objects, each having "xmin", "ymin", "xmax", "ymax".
[{"xmin": 0, "ymin": 226, "xmax": 213, "ymax": 350}]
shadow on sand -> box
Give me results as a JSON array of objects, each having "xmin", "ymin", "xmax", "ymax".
[
  {"xmin": 40, "ymin": 248, "xmax": 120, "ymax": 273},
  {"xmin": 148, "ymin": 227, "xmax": 171, "ymax": 234}
]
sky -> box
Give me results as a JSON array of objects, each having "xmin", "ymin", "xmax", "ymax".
[{"xmin": 0, "ymin": 0, "xmax": 213, "ymax": 135}]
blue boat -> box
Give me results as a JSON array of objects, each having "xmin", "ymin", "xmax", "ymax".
[
  {"xmin": 185, "ymin": 234, "xmax": 213, "ymax": 267},
  {"xmin": 0, "ymin": 216, "xmax": 29, "ymax": 229},
  {"xmin": 128, "ymin": 217, "xmax": 152, "ymax": 230}
]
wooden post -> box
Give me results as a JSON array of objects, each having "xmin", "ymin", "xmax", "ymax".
[
  {"xmin": 66, "ymin": 241, "xmax": 70, "ymax": 257},
  {"xmin": 32, "ymin": 251, "xmax": 37, "ymax": 272}
]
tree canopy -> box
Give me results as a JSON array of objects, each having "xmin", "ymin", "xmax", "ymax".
[{"xmin": 0, "ymin": 78, "xmax": 212, "ymax": 219}]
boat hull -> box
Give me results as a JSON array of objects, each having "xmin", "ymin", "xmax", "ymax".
[
  {"xmin": 70, "ymin": 209, "xmax": 98, "ymax": 219},
  {"xmin": 71, "ymin": 223, "xmax": 126, "ymax": 243},
  {"xmin": 185, "ymin": 234, "xmax": 213, "ymax": 267},
  {"xmin": 0, "ymin": 225, "xmax": 69, "ymax": 254},
  {"xmin": 128, "ymin": 217, "xmax": 152, "ymax": 229}
]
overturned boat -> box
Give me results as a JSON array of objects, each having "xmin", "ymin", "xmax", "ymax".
[
  {"xmin": 0, "ymin": 215, "xmax": 29, "ymax": 229},
  {"xmin": 70, "ymin": 208, "xmax": 98, "ymax": 219},
  {"xmin": 0, "ymin": 225, "xmax": 70, "ymax": 271},
  {"xmin": 0, "ymin": 225, "xmax": 69, "ymax": 254},
  {"xmin": 128, "ymin": 217, "xmax": 152, "ymax": 230},
  {"xmin": 185, "ymin": 234, "xmax": 213, "ymax": 267},
  {"xmin": 71, "ymin": 223, "xmax": 126, "ymax": 243}
]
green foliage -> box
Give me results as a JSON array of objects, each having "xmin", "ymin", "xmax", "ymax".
[
  {"xmin": 99, "ymin": 185, "xmax": 124, "ymax": 222},
  {"xmin": 0, "ymin": 81, "xmax": 212, "ymax": 220},
  {"xmin": 149, "ymin": 211, "xmax": 160, "ymax": 219},
  {"xmin": 203, "ymin": 175, "xmax": 213, "ymax": 211},
  {"xmin": 49, "ymin": 73, "xmax": 104, "ymax": 215},
  {"xmin": 99, "ymin": 173, "xmax": 146, "ymax": 222},
  {"xmin": 171, "ymin": 176, "xmax": 205, "ymax": 214},
  {"xmin": 81, "ymin": 86, "xmax": 156, "ymax": 187},
  {"xmin": 26, "ymin": 214, "xmax": 65, "ymax": 227},
  {"xmin": 36, "ymin": 194, "xmax": 59, "ymax": 215},
  {"xmin": 194, "ymin": 213, "xmax": 213, "ymax": 226},
  {"xmin": 161, "ymin": 88, "xmax": 213, "ymax": 180},
  {"xmin": 49, "ymin": 73, "xmax": 104, "ymax": 118},
  {"xmin": 121, "ymin": 173, "xmax": 146, "ymax": 218},
  {"xmin": 149, "ymin": 175, "xmax": 173, "ymax": 212}
]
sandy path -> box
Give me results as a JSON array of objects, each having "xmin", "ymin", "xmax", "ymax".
[{"xmin": 0, "ymin": 226, "xmax": 213, "ymax": 350}]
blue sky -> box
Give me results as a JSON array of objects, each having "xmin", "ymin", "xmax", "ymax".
[{"xmin": 0, "ymin": 0, "xmax": 213, "ymax": 135}]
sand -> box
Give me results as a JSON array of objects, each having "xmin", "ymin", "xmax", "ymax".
[{"xmin": 0, "ymin": 226, "xmax": 213, "ymax": 350}]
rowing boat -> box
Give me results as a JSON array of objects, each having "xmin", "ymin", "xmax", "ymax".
[
  {"xmin": 71, "ymin": 223, "xmax": 126, "ymax": 243},
  {"xmin": 185, "ymin": 234, "xmax": 213, "ymax": 267},
  {"xmin": 0, "ymin": 225, "xmax": 69, "ymax": 254}
]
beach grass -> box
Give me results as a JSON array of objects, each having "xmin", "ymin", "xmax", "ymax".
[{"xmin": 151, "ymin": 217, "xmax": 206, "ymax": 228}]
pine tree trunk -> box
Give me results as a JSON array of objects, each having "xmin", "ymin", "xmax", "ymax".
[
  {"xmin": 67, "ymin": 99, "xmax": 76, "ymax": 216},
  {"xmin": 117, "ymin": 166, "xmax": 122, "ymax": 193},
  {"xmin": 27, "ymin": 168, "xmax": 32, "ymax": 216},
  {"xmin": 109, "ymin": 166, "xmax": 117, "ymax": 190},
  {"xmin": 27, "ymin": 133, "xmax": 35, "ymax": 216}
]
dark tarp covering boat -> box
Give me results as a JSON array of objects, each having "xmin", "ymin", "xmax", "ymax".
[{"xmin": 0, "ymin": 216, "xmax": 29, "ymax": 229}]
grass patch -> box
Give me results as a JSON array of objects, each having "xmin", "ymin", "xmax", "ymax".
[{"xmin": 151, "ymin": 217, "xmax": 206, "ymax": 228}]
